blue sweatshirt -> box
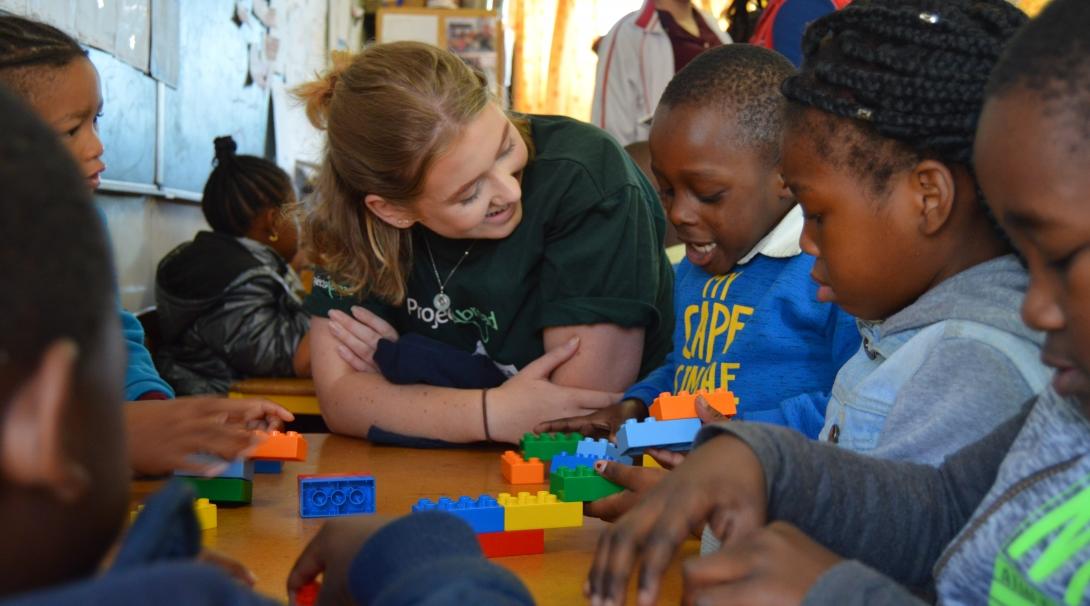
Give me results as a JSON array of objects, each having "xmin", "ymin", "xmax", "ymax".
[
  {"xmin": 1, "ymin": 483, "xmax": 531, "ymax": 606},
  {"xmin": 624, "ymin": 208, "xmax": 860, "ymax": 438},
  {"xmin": 121, "ymin": 308, "xmax": 175, "ymax": 401}
]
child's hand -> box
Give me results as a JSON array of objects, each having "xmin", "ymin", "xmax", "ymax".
[
  {"xmin": 326, "ymin": 306, "xmax": 399, "ymax": 373},
  {"xmin": 586, "ymin": 434, "xmax": 768, "ymax": 606},
  {"xmin": 584, "ymin": 459, "xmax": 669, "ymax": 522},
  {"xmin": 534, "ymin": 399, "xmax": 646, "ymax": 440},
  {"xmin": 199, "ymin": 548, "xmax": 257, "ymax": 587},
  {"xmin": 125, "ymin": 397, "xmax": 294, "ymax": 476},
  {"xmin": 287, "ymin": 516, "xmax": 393, "ymax": 605},
  {"xmin": 696, "ymin": 394, "xmax": 731, "ymax": 425},
  {"xmin": 681, "ymin": 522, "xmax": 842, "ymax": 606}
]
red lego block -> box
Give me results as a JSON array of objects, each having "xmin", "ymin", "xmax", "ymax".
[
  {"xmin": 249, "ymin": 431, "xmax": 307, "ymax": 461},
  {"xmin": 649, "ymin": 389, "xmax": 737, "ymax": 421},
  {"xmin": 477, "ymin": 529, "xmax": 545, "ymax": 558},
  {"xmin": 500, "ymin": 450, "xmax": 545, "ymax": 484},
  {"xmin": 295, "ymin": 581, "xmax": 320, "ymax": 606}
]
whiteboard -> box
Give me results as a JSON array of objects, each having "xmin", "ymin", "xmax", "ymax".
[{"xmin": 91, "ymin": 48, "xmax": 156, "ymax": 185}]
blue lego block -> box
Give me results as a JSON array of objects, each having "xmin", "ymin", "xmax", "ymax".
[
  {"xmin": 254, "ymin": 460, "xmax": 283, "ymax": 474},
  {"xmin": 614, "ymin": 417, "xmax": 702, "ymax": 456},
  {"xmin": 549, "ymin": 452, "xmax": 610, "ymax": 473},
  {"xmin": 604, "ymin": 442, "xmax": 633, "ymax": 465},
  {"xmin": 574, "ymin": 439, "xmax": 634, "ymax": 465},
  {"xmin": 412, "ymin": 495, "xmax": 503, "ymax": 533},
  {"xmin": 175, "ymin": 456, "xmax": 254, "ymax": 481},
  {"xmin": 299, "ymin": 474, "xmax": 375, "ymax": 518}
]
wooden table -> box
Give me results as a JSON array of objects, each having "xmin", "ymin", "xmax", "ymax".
[{"xmin": 133, "ymin": 434, "xmax": 695, "ymax": 604}]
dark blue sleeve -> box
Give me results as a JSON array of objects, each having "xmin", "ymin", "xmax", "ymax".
[
  {"xmin": 772, "ymin": 0, "xmax": 837, "ymax": 66},
  {"xmin": 349, "ymin": 512, "xmax": 535, "ymax": 606},
  {"xmin": 1, "ymin": 562, "xmax": 279, "ymax": 606},
  {"xmin": 121, "ymin": 307, "xmax": 175, "ymax": 400}
]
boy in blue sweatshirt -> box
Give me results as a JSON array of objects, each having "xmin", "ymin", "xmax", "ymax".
[
  {"xmin": 0, "ymin": 86, "xmax": 530, "ymax": 606},
  {"xmin": 542, "ymin": 44, "xmax": 859, "ymax": 440}
]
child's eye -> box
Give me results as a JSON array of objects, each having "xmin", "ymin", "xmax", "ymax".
[
  {"xmin": 696, "ymin": 191, "xmax": 725, "ymax": 204},
  {"xmin": 658, "ymin": 188, "xmax": 674, "ymax": 200},
  {"xmin": 94, "ymin": 112, "xmax": 103, "ymax": 127},
  {"xmin": 1046, "ymin": 247, "xmax": 1084, "ymax": 272}
]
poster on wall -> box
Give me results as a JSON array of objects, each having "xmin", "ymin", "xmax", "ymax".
[
  {"xmin": 76, "ymin": 0, "xmax": 119, "ymax": 53},
  {"xmin": 114, "ymin": 0, "xmax": 150, "ymax": 72},
  {"xmin": 377, "ymin": 8, "xmax": 503, "ymax": 99}
]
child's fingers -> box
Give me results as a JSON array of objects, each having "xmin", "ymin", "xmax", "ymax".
[
  {"xmin": 646, "ymin": 448, "xmax": 685, "ymax": 470},
  {"xmin": 695, "ymin": 395, "xmax": 728, "ymax": 424},
  {"xmin": 594, "ymin": 459, "xmax": 666, "ymax": 492},
  {"xmin": 286, "ymin": 534, "xmax": 326, "ymax": 596},
  {"xmin": 584, "ymin": 490, "xmax": 640, "ymax": 522}
]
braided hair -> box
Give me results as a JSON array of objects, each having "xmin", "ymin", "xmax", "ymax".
[
  {"xmin": 781, "ymin": 0, "xmax": 1027, "ymax": 196},
  {"xmin": 0, "ymin": 15, "xmax": 86, "ymax": 97},
  {"xmin": 201, "ymin": 136, "xmax": 293, "ymax": 237},
  {"xmin": 986, "ymin": 0, "xmax": 1090, "ymax": 151}
]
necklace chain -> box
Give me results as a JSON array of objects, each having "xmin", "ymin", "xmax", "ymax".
[{"xmin": 423, "ymin": 236, "xmax": 474, "ymax": 306}]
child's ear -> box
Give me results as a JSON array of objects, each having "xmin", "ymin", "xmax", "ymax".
[
  {"xmin": 913, "ymin": 160, "xmax": 956, "ymax": 235},
  {"xmin": 774, "ymin": 171, "xmax": 792, "ymax": 201},
  {"xmin": 0, "ymin": 340, "xmax": 90, "ymax": 503},
  {"xmin": 364, "ymin": 194, "xmax": 416, "ymax": 229}
]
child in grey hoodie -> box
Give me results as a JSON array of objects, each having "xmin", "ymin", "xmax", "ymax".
[{"xmin": 584, "ymin": 1, "xmax": 1090, "ymax": 604}]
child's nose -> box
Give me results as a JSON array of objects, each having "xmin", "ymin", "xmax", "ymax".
[{"xmin": 1021, "ymin": 274, "xmax": 1064, "ymax": 332}]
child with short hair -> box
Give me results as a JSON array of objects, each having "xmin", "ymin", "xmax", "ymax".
[
  {"xmin": 0, "ymin": 15, "xmax": 292, "ymax": 476},
  {"xmin": 155, "ymin": 136, "xmax": 310, "ymax": 395},
  {"xmin": 585, "ymin": 3, "xmax": 1090, "ymax": 603},
  {"xmin": 0, "ymin": 84, "xmax": 532, "ymax": 606},
  {"xmin": 542, "ymin": 44, "xmax": 859, "ymax": 442}
]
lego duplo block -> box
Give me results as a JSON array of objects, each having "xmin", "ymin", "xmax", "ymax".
[
  {"xmin": 520, "ymin": 432, "xmax": 583, "ymax": 462},
  {"xmin": 299, "ymin": 474, "xmax": 375, "ymax": 518},
  {"xmin": 649, "ymin": 389, "xmax": 738, "ymax": 421},
  {"xmin": 412, "ymin": 495, "xmax": 503, "ymax": 533},
  {"xmin": 500, "ymin": 451, "xmax": 545, "ymax": 484},
  {"xmin": 181, "ymin": 477, "xmax": 252, "ymax": 504},
  {"xmin": 174, "ymin": 456, "xmax": 254, "ymax": 481},
  {"xmin": 193, "ymin": 498, "xmax": 218, "ymax": 530},
  {"xmin": 249, "ymin": 431, "xmax": 307, "ymax": 461},
  {"xmin": 642, "ymin": 453, "xmax": 663, "ymax": 468},
  {"xmin": 550, "ymin": 465, "xmax": 623, "ymax": 502},
  {"xmin": 130, "ymin": 497, "xmax": 217, "ymax": 530},
  {"xmin": 614, "ymin": 417, "xmax": 701, "ymax": 456},
  {"xmin": 253, "ymin": 460, "xmax": 283, "ymax": 474},
  {"xmin": 295, "ymin": 582, "xmax": 320, "ymax": 606},
  {"xmin": 497, "ymin": 491, "xmax": 583, "ymax": 530},
  {"xmin": 549, "ymin": 452, "xmax": 611, "ymax": 473},
  {"xmin": 574, "ymin": 439, "xmax": 633, "ymax": 465},
  {"xmin": 477, "ymin": 529, "xmax": 545, "ymax": 558}
]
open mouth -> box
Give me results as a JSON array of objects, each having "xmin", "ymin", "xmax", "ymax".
[{"xmin": 484, "ymin": 202, "xmax": 516, "ymax": 223}]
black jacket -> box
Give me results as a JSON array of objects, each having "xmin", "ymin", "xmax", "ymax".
[{"xmin": 155, "ymin": 231, "xmax": 309, "ymax": 395}]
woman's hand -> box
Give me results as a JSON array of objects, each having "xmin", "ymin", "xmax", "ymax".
[
  {"xmin": 487, "ymin": 337, "xmax": 623, "ymax": 444},
  {"xmin": 681, "ymin": 522, "xmax": 841, "ymax": 606},
  {"xmin": 326, "ymin": 306, "xmax": 399, "ymax": 373},
  {"xmin": 125, "ymin": 396, "xmax": 293, "ymax": 476},
  {"xmin": 286, "ymin": 516, "xmax": 393, "ymax": 605},
  {"xmin": 586, "ymin": 434, "xmax": 768, "ymax": 606}
]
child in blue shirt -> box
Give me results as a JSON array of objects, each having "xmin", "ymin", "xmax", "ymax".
[{"xmin": 542, "ymin": 44, "xmax": 859, "ymax": 441}]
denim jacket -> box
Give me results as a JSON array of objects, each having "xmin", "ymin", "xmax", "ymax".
[{"xmin": 819, "ymin": 255, "xmax": 1051, "ymax": 466}]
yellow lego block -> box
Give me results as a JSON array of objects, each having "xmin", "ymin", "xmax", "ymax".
[
  {"xmin": 497, "ymin": 490, "xmax": 583, "ymax": 530},
  {"xmin": 131, "ymin": 498, "xmax": 217, "ymax": 531},
  {"xmin": 642, "ymin": 453, "xmax": 662, "ymax": 468}
]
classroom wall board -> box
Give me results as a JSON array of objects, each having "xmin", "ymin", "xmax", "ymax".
[{"xmin": 92, "ymin": 48, "xmax": 157, "ymax": 185}]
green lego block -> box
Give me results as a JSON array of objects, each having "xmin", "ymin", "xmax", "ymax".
[
  {"xmin": 549, "ymin": 465, "xmax": 623, "ymax": 502},
  {"xmin": 520, "ymin": 432, "xmax": 583, "ymax": 462},
  {"xmin": 182, "ymin": 477, "xmax": 253, "ymax": 504}
]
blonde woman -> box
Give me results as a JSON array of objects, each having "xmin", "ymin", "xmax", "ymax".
[{"xmin": 297, "ymin": 43, "xmax": 673, "ymax": 444}]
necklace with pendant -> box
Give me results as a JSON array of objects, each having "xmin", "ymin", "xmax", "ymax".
[{"xmin": 423, "ymin": 236, "xmax": 474, "ymax": 313}]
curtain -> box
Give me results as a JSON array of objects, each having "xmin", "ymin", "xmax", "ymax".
[{"xmin": 509, "ymin": 0, "xmax": 730, "ymax": 121}]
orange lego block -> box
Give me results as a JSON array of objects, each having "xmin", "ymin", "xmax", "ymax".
[
  {"xmin": 649, "ymin": 389, "xmax": 737, "ymax": 420},
  {"xmin": 249, "ymin": 431, "xmax": 307, "ymax": 461},
  {"xmin": 501, "ymin": 450, "xmax": 545, "ymax": 484}
]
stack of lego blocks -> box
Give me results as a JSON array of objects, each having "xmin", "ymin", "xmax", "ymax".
[
  {"xmin": 175, "ymin": 431, "xmax": 308, "ymax": 508},
  {"xmin": 412, "ymin": 491, "xmax": 582, "ymax": 558}
]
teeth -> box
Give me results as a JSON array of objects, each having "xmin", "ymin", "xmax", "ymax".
[{"xmin": 690, "ymin": 243, "xmax": 717, "ymax": 254}]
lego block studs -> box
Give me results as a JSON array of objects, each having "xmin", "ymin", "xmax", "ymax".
[
  {"xmin": 500, "ymin": 451, "xmax": 545, "ymax": 484},
  {"xmin": 412, "ymin": 495, "xmax": 504, "ymax": 533},
  {"xmin": 298, "ymin": 474, "xmax": 375, "ymax": 518},
  {"xmin": 520, "ymin": 432, "xmax": 583, "ymax": 462},
  {"xmin": 649, "ymin": 389, "xmax": 737, "ymax": 421},
  {"xmin": 250, "ymin": 431, "xmax": 308, "ymax": 461},
  {"xmin": 497, "ymin": 490, "xmax": 583, "ymax": 530},
  {"xmin": 550, "ymin": 465, "xmax": 623, "ymax": 502}
]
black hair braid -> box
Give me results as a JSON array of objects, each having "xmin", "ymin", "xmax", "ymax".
[
  {"xmin": 201, "ymin": 136, "xmax": 293, "ymax": 237},
  {"xmin": 784, "ymin": 0, "xmax": 1028, "ymax": 172},
  {"xmin": 0, "ymin": 15, "xmax": 85, "ymax": 71}
]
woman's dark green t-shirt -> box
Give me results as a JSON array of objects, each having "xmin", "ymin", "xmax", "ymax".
[{"xmin": 305, "ymin": 114, "xmax": 674, "ymax": 377}]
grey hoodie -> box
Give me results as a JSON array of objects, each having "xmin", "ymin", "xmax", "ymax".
[
  {"xmin": 819, "ymin": 254, "xmax": 1050, "ymax": 466},
  {"xmin": 696, "ymin": 386, "xmax": 1090, "ymax": 604}
]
